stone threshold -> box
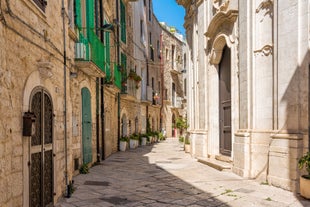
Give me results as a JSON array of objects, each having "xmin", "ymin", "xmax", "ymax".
[{"xmin": 197, "ymin": 157, "xmax": 232, "ymax": 171}]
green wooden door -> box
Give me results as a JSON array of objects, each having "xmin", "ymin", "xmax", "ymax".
[{"xmin": 82, "ymin": 87, "xmax": 92, "ymax": 164}]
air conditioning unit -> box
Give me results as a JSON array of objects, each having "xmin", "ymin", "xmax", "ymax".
[{"xmin": 75, "ymin": 43, "xmax": 86, "ymax": 60}]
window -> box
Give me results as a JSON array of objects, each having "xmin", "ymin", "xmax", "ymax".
[
  {"xmin": 33, "ymin": 0, "xmax": 47, "ymax": 12},
  {"xmin": 184, "ymin": 79, "xmax": 186, "ymax": 96},
  {"xmin": 140, "ymin": 20, "xmax": 145, "ymax": 43},
  {"xmin": 151, "ymin": 77, "xmax": 154, "ymax": 90},
  {"xmin": 165, "ymin": 48, "xmax": 169, "ymax": 60},
  {"xmin": 120, "ymin": 0, "xmax": 126, "ymax": 43},
  {"xmin": 171, "ymin": 45, "xmax": 175, "ymax": 69},
  {"xmin": 183, "ymin": 53, "xmax": 186, "ymax": 69},
  {"xmin": 172, "ymin": 83, "xmax": 176, "ymax": 106},
  {"xmin": 157, "ymin": 40, "xmax": 160, "ymax": 58},
  {"xmin": 149, "ymin": 32, "xmax": 154, "ymax": 61},
  {"xmin": 148, "ymin": 0, "xmax": 152, "ymax": 22}
]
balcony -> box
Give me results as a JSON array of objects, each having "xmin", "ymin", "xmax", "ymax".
[{"xmin": 74, "ymin": 29, "xmax": 107, "ymax": 78}]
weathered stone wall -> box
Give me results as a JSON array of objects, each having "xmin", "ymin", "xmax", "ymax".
[{"xmin": 0, "ymin": 1, "xmax": 76, "ymax": 206}]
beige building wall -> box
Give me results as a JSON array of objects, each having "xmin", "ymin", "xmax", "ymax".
[{"xmin": 0, "ymin": 0, "xmax": 78, "ymax": 206}]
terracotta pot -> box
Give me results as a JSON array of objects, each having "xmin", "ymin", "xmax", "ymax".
[
  {"xmin": 300, "ymin": 175, "xmax": 310, "ymax": 199},
  {"xmin": 184, "ymin": 144, "xmax": 190, "ymax": 153}
]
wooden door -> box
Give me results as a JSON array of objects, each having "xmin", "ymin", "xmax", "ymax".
[
  {"xmin": 82, "ymin": 87, "xmax": 92, "ymax": 164},
  {"xmin": 30, "ymin": 89, "xmax": 53, "ymax": 207},
  {"xmin": 219, "ymin": 46, "xmax": 232, "ymax": 156}
]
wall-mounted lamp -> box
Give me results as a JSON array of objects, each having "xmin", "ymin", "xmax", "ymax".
[
  {"xmin": 70, "ymin": 72, "xmax": 78, "ymax": 78},
  {"xmin": 97, "ymin": 23, "xmax": 114, "ymax": 32}
]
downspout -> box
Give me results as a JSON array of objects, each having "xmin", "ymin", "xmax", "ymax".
[
  {"xmin": 101, "ymin": 78, "xmax": 105, "ymax": 159},
  {"xmin": 159, "ymin": 33, "xmax": 164, "ymax": 130},
  {"xmin": 61, "ymin": 0, "xmax": 69, "ymax": 197},
  {"xmin": 95, "ymin": 0, "xmax": 100, "ymax": 163},
  {"xmin": 96, "ymin": 78, "xmax": 100, "ymax": 163},
  {"xmin": 116, "ymin": 0, "xmax": 120, "ymax": 150}
]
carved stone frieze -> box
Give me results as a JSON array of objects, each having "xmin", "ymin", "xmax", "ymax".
[
  {"xmin": 256, "ymin": 0, "xmax": 273, "ymax": 17},
  {"xmin": 254, "ymin": 44, "xmax": 273, "ymax": 56}
]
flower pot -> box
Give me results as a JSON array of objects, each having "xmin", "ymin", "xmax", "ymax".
[
  {"xmin": 300, "ymin": 175, "xmax": 310, "ymax": 199},
  {"xmin": 141, "ymin": 137, "xmax": 147, "ymax": 146},
  {"xmin": 120, "ymin": 141, "xmax": 127, "ymax": 151},
  {"xmin": 184, "ymin": 144, "xmax": 190, "ymax": 153},
  {"xmin": 130, "ymin": 139, "xmax": 136, "ymax": 149}
]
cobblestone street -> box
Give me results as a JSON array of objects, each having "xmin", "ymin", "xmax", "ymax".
[{"xmin": 55, "ymin": 138, "xmax": 310, "ymax": 207}]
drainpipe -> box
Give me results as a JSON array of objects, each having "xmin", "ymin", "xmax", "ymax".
[
  {"xmin": 101, "ymin": 78, "xmax": 105, "ymax": 159},
  {"xmin": 61, "ymin": 0, "xmax": 69, "ymax": 197},
  {"xmin": 96, "ymin": 78, "xmax": 100, "ymax": 163},
  {"xmin": 116, "ymin": 0, "xmax": 120, "ymax": 150},
  {"xmin": 159, "ymin": 33, "xmax": 164, "ymax": 130}
]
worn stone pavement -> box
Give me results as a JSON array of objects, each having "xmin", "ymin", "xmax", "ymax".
[{"xmin": 55, "ymin": 138, "xmax": 310, "ymax": 207}]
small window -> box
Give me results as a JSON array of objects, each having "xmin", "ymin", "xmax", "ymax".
[{"xmin": 33, "ymin": 0, "xmax": 47, "ymax": 12}]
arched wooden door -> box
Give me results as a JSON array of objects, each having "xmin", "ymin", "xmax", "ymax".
[
  {"xmin": 82, "ymin": 87, "xmax": 92, "ymax": 164},
  {"xmin": 30, "ymin": 88, "xmax": 54, "ymax": 207},
  {"xmin": 219, "ymin": 46, "xmax": 232, "ymax": 156}
]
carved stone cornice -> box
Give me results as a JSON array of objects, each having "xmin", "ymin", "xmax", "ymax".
[{"xmin": 254, "ymin": 44, "xmax": 273, "ymax": 56}]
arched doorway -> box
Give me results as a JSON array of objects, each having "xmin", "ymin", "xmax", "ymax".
[
  {"xmin": 121, "ymin": 114, "xmax": 127, "ymax": 137},
  {"xmin": 81, "ymin": 87, "xmax": 92, "ymax": 164},
  {"xmin": 29, "ymin": 88, "xmax": 54, "ymax": 207},
  {"xmin": 219, "ymin": 45, "xmax": 232, "ymax": 156}
]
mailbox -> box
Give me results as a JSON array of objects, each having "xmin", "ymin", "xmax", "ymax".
[{"xmin": 23, "ymin": 112, "xmax": 36, "ymax": 136}]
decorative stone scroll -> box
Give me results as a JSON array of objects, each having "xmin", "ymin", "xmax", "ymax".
[
  {"xmin": 213, "ymin": 0, "xmax": 230, "ymax": 13},
  {"xmin": 256, "ymin": 0, "xmax": 273, "ymax": 17},
  {"xmin": 254, "ymin": 44, "xmax": 273, "ymax": 56}
]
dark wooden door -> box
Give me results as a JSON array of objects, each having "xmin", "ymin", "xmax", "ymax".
[
  {"xmin": 219, "ymin": 46, "xmax": 232, "ymax": 156},
  {"xmin": 30, "ymin": 89, "xmax": 54, "ymax": 207}
]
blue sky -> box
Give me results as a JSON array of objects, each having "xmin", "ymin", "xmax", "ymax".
[{"xmin": 153, "ymin": 0, "xmax": 185, "ymax": 35}]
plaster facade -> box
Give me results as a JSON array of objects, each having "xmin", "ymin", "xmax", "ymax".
[{"xmin": 178, "ymin": 0, "xmax": 310, "ymax": 192}]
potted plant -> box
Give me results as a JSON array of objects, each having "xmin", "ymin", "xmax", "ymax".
[
  {"xmin": 184, "ymin": 136, "xmax": 190, "ymax": 153},
  {"xmin": 120, "ymin": 135, "xmax": 128, "ymax": 151},
  {"xmin": 129, "ymin": 133, "xmax": 139, "ymax": 149},
  {"xmin": 298, "ymin": 152, "xmax": 310, "ymax": 199},
  {"xmin": 140, "ymin": 133, "xmax": 148, "ymax": 146}
]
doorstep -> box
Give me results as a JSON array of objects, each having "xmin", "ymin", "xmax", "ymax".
[{"xmin": 197, "ymin": 157, "xmax": 232, "ymax": 171}]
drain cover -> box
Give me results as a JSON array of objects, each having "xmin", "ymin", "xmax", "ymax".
[
  {"xmin": 235, "ymin": 188, "xmax": 255, "ymax": 193},
  {"xmin": 100, "ymin": 196, "xmax": 131, "ymax": 205},
  {"xmin": 84, "ymin": 181, "xmax": 110, "ymax": 186}
]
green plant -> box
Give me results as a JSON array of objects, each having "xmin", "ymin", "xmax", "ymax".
[
  {"xmin": 120, "ymin": 135, "xmax": 129, "ymax": 142},
  {"xmin": 179, "ymin": 136, "xmax": 184, "ymax": 143},
  {"xmin": 298, "ymin": 152, "xmax": 310, "ymax": 178},
  {"xmin": 79, "ymin": 163, "xmax": 89, "ymax": 174},
  {"xmin": 130, "ymin": 133, "xmax": 140, "ymax": 140},
  {"xmin": 185, "ymin": 137, "xmax": 190, "ymax": 145},
  {"xmin": 175, "ymin": 117, "xmax": 189, "ymax": 135}
]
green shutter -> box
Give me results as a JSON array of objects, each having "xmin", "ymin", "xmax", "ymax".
[
  {"xmin": 75, "ymin": 0, "xmax": 82, "ymax": 28},
  {"xmin": 120, "ymin": 0, "xmax": 126, "ymax": 43},
  {"xmin": 105, "ymin": 31, "xmax": 111, "ymax": 80}
]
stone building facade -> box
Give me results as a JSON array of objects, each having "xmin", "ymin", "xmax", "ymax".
[
  {"xmin": 177, "ymin": 0, "xmax": 310, "ymax": 192},
  {"xmin": 0, "ymin": 0, "xmax": 186, "ymax": 206},
  {"xmin": 161, "ymin": 24, "xmax": 187, "ymax": 138},
  {"xmin": 0, "ymin": 1, "xmax": 77, "ymax": 206}
]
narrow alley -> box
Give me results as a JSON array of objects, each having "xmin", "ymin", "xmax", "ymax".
[{"xmin": 55, "ymin": 139, "xmax": 310, "ymax": 207}]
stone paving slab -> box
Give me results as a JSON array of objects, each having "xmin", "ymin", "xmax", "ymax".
[{"xmin": 55, "ymin": 138, "xmax": 310, "ymax": 207}]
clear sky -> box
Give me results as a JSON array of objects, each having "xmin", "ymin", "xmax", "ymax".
[{"xmin": 152, "ymin": 0, "xmax": 185, "ymax": 36}]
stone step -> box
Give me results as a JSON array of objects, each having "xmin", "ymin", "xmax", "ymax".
[{"xmin": 197, "ymin": 157, "xmax": 232, "ymax": 171}]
